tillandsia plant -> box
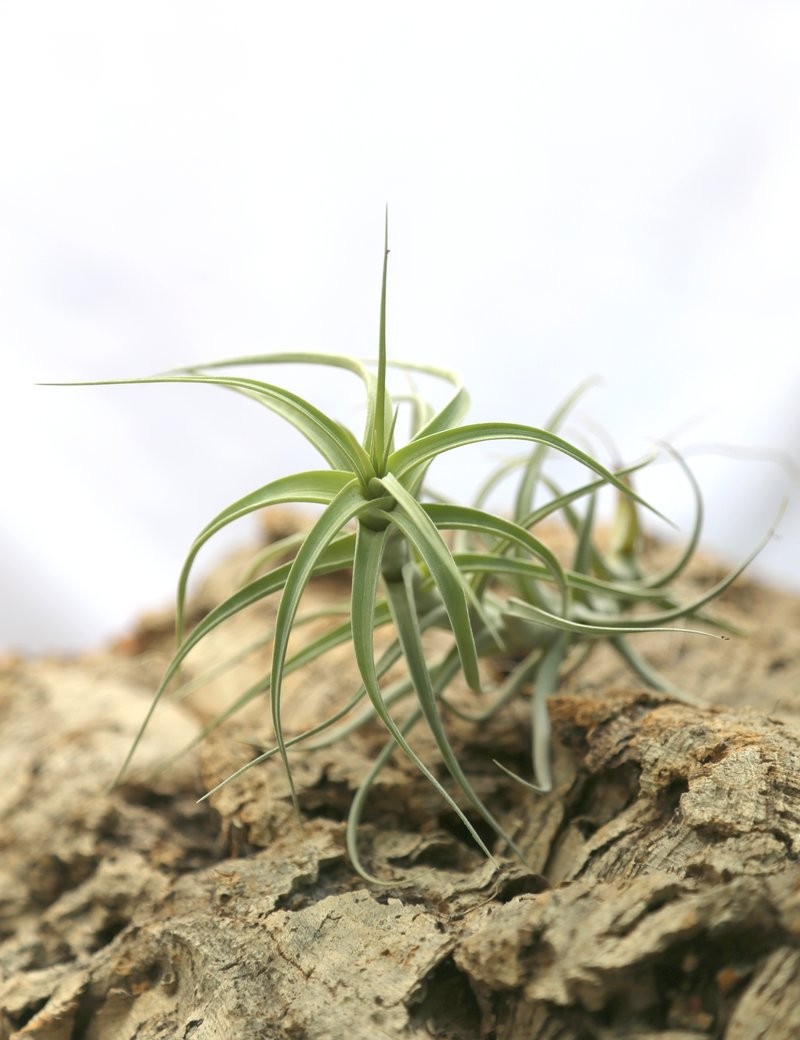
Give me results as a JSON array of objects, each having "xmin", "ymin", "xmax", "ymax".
[{"xmin": 57, "ymin": 218, "xmax": 770, "ymax": 882}]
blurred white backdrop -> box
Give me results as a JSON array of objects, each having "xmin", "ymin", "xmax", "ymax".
[{"xmin": 1, "ymin": 1, "xmax": 798, "ymax": 653}]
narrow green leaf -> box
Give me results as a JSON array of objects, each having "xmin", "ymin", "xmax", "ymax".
[
  {"xmin": 171, "ymin": 350, "xmax": 375, "ymax": 398},
  {"xmin": 529, "ymin": 635, "xmax": 566, "ymax": 792},
  {"xmin": 111, "ymin": 532, "xmax": 357, "ymax": 787},
  {"xmin": 176, "ymin": 470, "xmax": 354, "ymax": 642},
  {"xmin": 346, "ymin": 709, "xmax": 424, "ymax": 884},
  {"xmin": 53, "ymin": 374, "xmax": 374, "ymax": 483},
  {"xmin": 638, "ymin": 444, "xmax": 704, "ymax": 589},
  {"xmin": 443, "ymin": 644, "xmax": 541, "ymax": 724},
  {"xmin": 170, "ymin": 605, "xmax": 351, "ymax": 703},
  {"xmin": 451, "ymin": 552, "xmax": 667, "ymax": 603},
  {"xmin": 269, "ymin": 481, "xmax": 369, "ymax": 807},
  {"xmin": 371, "ymin": 208, "xmax": 390, "ymax": 469},
  {"xmin": 350, "ymin": 523, "xmax": 502, "ymax": 869},
  {"xmin": 519, "ymin": 456, "xmax": 655, "ymax": 529},
  {"xmin": 197, "ymin": 614, "xmax": 417, "ymax": 805},
  {"xmin": 513, "ymin": 377, "xmax": 600, "ymax": 523},
  {"xmin": 308, "ymin": 603, "xmax": 451, "ymax": 748},
  {"xmin": 610, "ymin": 636, "xmax": 693, "ymax": 702},
  {"xmin": 488, "ymin": 634, "xmax": 565, "ymax": 796},
  {"xmin": 505, "ymin": 598, "xmax": 722, "ymax": 639},
  {"xmin": 575, "ymin": 505, "xmax": 783, "ymax": 629},
  {"xmin": 177, "ymin": 603, "xmax": 386, "ymax": 751},
  {"xmin": 385, "ymin": 571, "xmax": 527, "ymax": 863},
  {"xmin": 241, "ymin": 530, "xmax": 308, "ymax": 582},
  {"xmin": 389, "ymin": 423, "xmax": 669, "ymax": 524},
  {"xmin": 572, "ymin": 493, "xmax": 597, "ymax": 578},
  {"xmin": 393, "ymin": 391, "xmax": 435, "ymax": 439},
  {"xmin": 379, "ymin": 473, "xmax": 484, "ymax": 689},
  {"xmin": 423, "ymin": 502, "xmax": 569, "ymax": 613},
  {"xmin": 171, "ymin": 351, "xmax": 379, "ymax": 440},
  {"xmin": 387, "ymin": 360, "xmax": 470, "ymax": 439},
  {"xmin": 199, "ymin": 686, "xmax": 376, "ymax": 804}
]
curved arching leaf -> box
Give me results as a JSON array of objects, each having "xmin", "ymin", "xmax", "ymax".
[
  {"xmin": 172, "ymin": 351, "xmax": 379, "ymax": 446},
  {"xmin": 513, "ymin": 377, "xmax": 600, "ymax": 523},
  {"xmin": 55, "ymin": 374, "xmax": 374, "ymax": 482},
  {"xmin": 175, "ymin": 469, "xmax": 354, "ymax": 640},
  {"xmin": 269, "ymin": 481, "xmax": 371, "ymax": 806},
  {"xmin": 389, "ymin": 422, "xmax": 669, "ymax": 524},
  {"xmin": 423, "ymin": 502, "xmax": 569, "ymax": 613},
  {"xmin": 111, "ymin": 531, "xmax": 357, "ymax": 787}
]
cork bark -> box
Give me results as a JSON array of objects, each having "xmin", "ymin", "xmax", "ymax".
[{"xmin": 1, "ymin": 529, "xmax": 799, "ymax": 1040}]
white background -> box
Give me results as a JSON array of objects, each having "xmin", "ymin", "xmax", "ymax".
[{"xmin": 1, "ymin": 2, "xmax": 798, "ymax": 654}]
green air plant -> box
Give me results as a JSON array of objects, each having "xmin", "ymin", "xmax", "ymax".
[{"xmin": 57, "ymin": 221, "xmax": 763, "ymax": 882}]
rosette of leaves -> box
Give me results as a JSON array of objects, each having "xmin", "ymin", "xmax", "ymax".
[{"xmin": 56, "ymin": 224, "xmax": 762, "ymax": 881}]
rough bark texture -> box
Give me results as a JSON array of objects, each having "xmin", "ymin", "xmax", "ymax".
[{"xmin": 1, "ymin": 521, "xmax": 799, "ymax": 1040}]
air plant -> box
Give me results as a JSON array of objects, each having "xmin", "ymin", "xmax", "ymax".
[{"xmin": 56, "ymin": 219, "xmax": 767, "ymax": 882}]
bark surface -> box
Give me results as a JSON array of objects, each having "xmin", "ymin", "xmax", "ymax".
[{"xmin": 1, "ymin": 525, "xmax": 799, "ymax": 1040}]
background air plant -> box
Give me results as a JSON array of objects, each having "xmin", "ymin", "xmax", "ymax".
[{"xmin": 59, "ymin": 224, "xmax": 763, "ymax": 882}]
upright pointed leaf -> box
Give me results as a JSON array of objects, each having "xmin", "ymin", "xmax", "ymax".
[{"xmin": 370, "ymin": 209, "xmax": 391, "ymax": 468}]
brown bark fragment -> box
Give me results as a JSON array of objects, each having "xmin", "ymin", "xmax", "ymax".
[
  {"xmin": 2, "ymin": 536, "xmax": 799, "ymax": 1039},
  {"xmin": 725, "ymin": 948, "xmax": 800, "ymax": 1039}
]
